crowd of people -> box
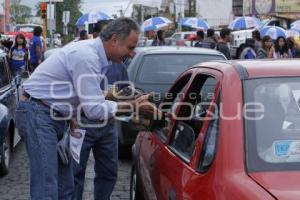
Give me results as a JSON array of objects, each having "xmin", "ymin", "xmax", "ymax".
[
  {"xmin": 146, "ymin": 27, "xmax": 300, "ymax": 60},
  {"xmin": 0, "ymin": 26, "xmax": 46, "ymax": 77},
  {"xmin": 7, "ymin": 16, "xmax": 300, "ymax": 200}
]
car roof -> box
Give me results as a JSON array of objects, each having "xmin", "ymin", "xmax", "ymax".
[
  {"xmin": 135, "ymin": 46, "xmax": 224, "ymax": 56},
  {"xmin": 198, "ymin": 59, "xmax": 300, "ymax": 79}
]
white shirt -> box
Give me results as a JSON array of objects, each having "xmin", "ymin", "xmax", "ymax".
[{"xmin": 23, "ymin": 37, "xmax": 117, "ymax": 120}]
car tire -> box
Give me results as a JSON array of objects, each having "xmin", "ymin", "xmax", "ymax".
[
  {"xmin": 130, "ymin": 165, "xmax": 144, "ymax": 200},
  {"xmin": 0, "ymin": 132, "xmax": 11, "ymax": 176}
]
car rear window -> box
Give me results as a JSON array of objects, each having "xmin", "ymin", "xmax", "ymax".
[
  {"xmin": 245, "ymin": 77, "xmax": 300, "ymax": 172},
  {"xmin": 137, "ymin": 54, "xmax": 224, "ymax": 84}
]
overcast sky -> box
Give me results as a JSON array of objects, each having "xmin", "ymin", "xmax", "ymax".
[{"xmin": 21, "ymin": 0, "xmax": 161, "ymax": 17}]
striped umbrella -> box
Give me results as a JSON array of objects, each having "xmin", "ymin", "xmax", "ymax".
[
  {"xmin": 179, "ymin": 17, "xmax": 209, "ymax": 30},
  {"xmin": 286, "ymin": 28, "xmax": 300, "ymax": 38},
  {"xmin": 260, "ymin": 26, "xmax": 287, "ymax": 40},
  {"xmin": 228, "ymin": 16, "xmax": 262, "ymax": 30},
  {"xmin": 141, "ymin": 17, "xmax": 172, "ymax": 32},
  {"xmin": 291, "ymin": 20, "xmax": 300, "ymax": 27},
  {"xmin": 76, "ymin": 11, "xmax": 111, "ymax": 26}
]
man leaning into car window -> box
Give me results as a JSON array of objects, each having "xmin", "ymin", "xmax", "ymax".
[{"xmin": 15, "ymin": 18, "xmax": 158, "ymax": 200}]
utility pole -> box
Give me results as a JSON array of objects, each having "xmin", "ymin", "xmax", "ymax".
[{"xmin": 49, "ymin": 0, "xmax": 53, "ymax": 48}]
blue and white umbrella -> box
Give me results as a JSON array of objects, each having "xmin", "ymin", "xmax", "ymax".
[
  {"xmin": 286, "ymin": 28, "xmax": 300, "ymax": 38},
  {"xmin": 179, "ymin": 17, "xmax": 209, "ymax": 30},
  {"xmin": 228, "ymin": 16, "xmax": 262, "ymax": 30},
  {"xmin": 260, "ymin": 26, "xmax": 287, "ymax": 40},
  {"xmin": 291, "ymin": 20, "xmax": 300, "ymax": 27},
  {"xmin": 76, "ymin": 11, "xmax": 111, "ymax": 26},
  {"xmin": 291, "ymin": 22, "xmax": 300, "ymax": 30},
  {"xmin": 141, "ymin": 17, "xmax": 172, "ymax": 32}
]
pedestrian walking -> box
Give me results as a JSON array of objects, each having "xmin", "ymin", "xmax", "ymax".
[
  {"xmin": 202, "ymin": 28, "xmax": 217, "ymax": 49},
  {"xmin": 216, "ymin": 28, "xmax": 232, "ymax": 59},
  {"xmin": 79, "ymin": 30, "xmax": 88, "ymax": 40},
  {"xmin": 29, "ymin": 26, "xmax": 43, "ymax": 72},
  {"xmin": 287, "ymin": 37, "xmax": 300, "ymax": 58},
  {"xmin": 194, "ymin": 29, "xmax": 204, "ymax": 47},
  {"xmin": 73, "ymin": 19, "xmax": 130, "ymax": 200},
  {"xmin": 8, "ymin": 33, "xmax": 29, "ymax": 76},
  {"xmin": 252, "ymin": 29, "xmax": 262, "ymax": 52},
  {"xmin": 273, "ymin": 36, "xmax": 292, "ymax": 59},
  {"xmin": 15, "ymin": 17, "xmax": 158, "ymax": 200},
  {"xmin": 152, "ymin": 30, "xmax": 166, "ymax": 46},
  {"xmin": 257, "ymin": 35, "xmax": 274, "ymax": 59}
]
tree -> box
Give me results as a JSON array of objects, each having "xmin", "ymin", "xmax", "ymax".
[{"xmin": 10, "ymin": 0, "xmax": 32, "ymax": 24}]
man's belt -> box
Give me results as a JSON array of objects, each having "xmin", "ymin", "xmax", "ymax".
[{"xmin": 21, "ymin": 91, "xmax": 64, "ymax": 118}]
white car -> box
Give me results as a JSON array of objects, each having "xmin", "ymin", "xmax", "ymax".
[{"xmin": 167, "ymin": 31, "xmax": 196, "ymax": 46}]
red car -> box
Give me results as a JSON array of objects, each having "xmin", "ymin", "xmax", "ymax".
[{"xmin": 130, "ymin": 60, "xmax": 300, "ymax": 200}]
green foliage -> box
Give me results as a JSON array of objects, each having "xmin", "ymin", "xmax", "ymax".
[
  {"xmin": 10, "ymin": 0, "xmax": 32, "ymax": 24},
  {"xmin": 55, "ymin": 0, "xmax": 82, "ymax": 36}
]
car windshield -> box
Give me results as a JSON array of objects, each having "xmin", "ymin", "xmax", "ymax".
[
  {"xmin": 244, "ymin": 77, "xmax": 300, "ymax": 172},
  {"xmin": 137, "ymin": 54, "xmax": 224, "ymax": 84}
]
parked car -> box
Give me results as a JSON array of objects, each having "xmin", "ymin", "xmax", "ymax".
[
  {"xmin": 117, "ymin": 46, "xmax": 226, "ymax": 157},
  {"xmin": 0, "ymin": 49, "xmax": 23, "ymax": 176},
  {"xmin": 130, "ymin": 60, "xmax": 300, "ymax": 200}
]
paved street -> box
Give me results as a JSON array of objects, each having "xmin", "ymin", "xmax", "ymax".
[{"xmin": 0, "ymin": 142, "xmax": 131, "ymax": 200}]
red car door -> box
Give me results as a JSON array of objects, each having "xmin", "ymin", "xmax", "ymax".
[
  {"xmin": 138, "ymin": 72, "xmax": 194, "ymax": 200},
  {"xmin": 140, "ymin": 68, "xmax": 223, "ymax": 200}
]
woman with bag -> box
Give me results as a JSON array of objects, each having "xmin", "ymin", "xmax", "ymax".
[{"xmin": 9, "ymin": 33, "xmax": 29, "ymax": 76}]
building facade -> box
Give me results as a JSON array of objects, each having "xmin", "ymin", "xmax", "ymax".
[{"xmin": 196, "ymin": 0, "xmax": 233, "ymax": 27}]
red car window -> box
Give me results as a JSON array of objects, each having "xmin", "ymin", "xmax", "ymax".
[
  {"xmin": 168, "ymin": 75, "xmax": 218, "ymax": 162},
  {"xmin": 153, "ymin": 73, "xmax": 192, "ymax": 143}
]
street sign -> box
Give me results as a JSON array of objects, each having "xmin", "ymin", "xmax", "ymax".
[
  {"xmin": 47, "ymin": 19, "xmax": 56, "ymax": 31},
  {"xmin": 62, "ymin": 11, "xmax": 70, "ymax": 25},
  {"xmin": 47, "ymin": 4, "xmax": 55, "ymax": 19}
]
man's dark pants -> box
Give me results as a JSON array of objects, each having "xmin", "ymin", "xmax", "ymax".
[{"xmin": 73, "ymin": 117, "xmax": 118, "ymax": 200}]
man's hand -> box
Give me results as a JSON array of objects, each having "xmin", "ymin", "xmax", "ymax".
[
  {"xmin": 105, "ymin": 91, "xmax": 118, "ymax": 101},
  {"xmin": 134, "ymin": 93, "xmax": 162, "ymax": 120},
  {"xmin": 69, "ymin": 118, "xmax": 78, "ymax": 136}
]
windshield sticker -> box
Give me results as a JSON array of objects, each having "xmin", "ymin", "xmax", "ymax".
[{"xmin": 274, "ymin": 140, "xmax": 300, "ymax": 156}]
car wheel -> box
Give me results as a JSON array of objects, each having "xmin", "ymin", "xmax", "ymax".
[
  {"xmin": 130, "ymin": 165, "xmax": 144, "ymax": 200},
  {"xmin": 0, "ymin": 132, "xmax": 11, "ymax": 176}
]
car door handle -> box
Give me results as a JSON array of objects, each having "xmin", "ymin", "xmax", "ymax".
[{"xmin": 168, "ymin": 189, "xmax": 176, "ymax": 200}]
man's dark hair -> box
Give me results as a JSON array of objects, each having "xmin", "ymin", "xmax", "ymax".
[
  {"xmin": 252, "ymin": 29, "xmax": 261, "ymax": 41},
  {"xmin": 100, "ymin": 17, "xmax": 140, "ymax": 41},
  {"xmin": 220, "ymin": 28, "xmax": 231, "ymax": 39},
  {"xmin": 196, "ymin": 30, "xmax": 204, "ymax": 39},
  {"xmin": 207, "ymin": 28, "xmax": 215, "ymax": 37},
  {"xmin": 33, "ymin": 26, "xmax": 43, "ymax": 36},
  {"xmin": 157, "ymin": 30, "xmax": 165, "ymax": 41},
  {"xmin": 79, "ymin": 30, "xmax": 87, "ymax": 38},
  {"xmin": 93, "ymin": 19, "xmax": 113, "ymax": 34}
]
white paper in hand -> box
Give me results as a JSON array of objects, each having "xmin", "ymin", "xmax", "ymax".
[{"xmin": 69, "ymin": 129, "xmax": 86, "ymax": 164}]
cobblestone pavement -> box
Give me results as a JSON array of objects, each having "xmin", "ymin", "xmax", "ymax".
[{"xmin": 0, "ymin": 142, "xmax": 131, "ymax": 200}]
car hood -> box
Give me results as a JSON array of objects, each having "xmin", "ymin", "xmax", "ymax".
[{"xmin": 249, "ymin": 172, "xmax": 300, "ymax": 200}]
